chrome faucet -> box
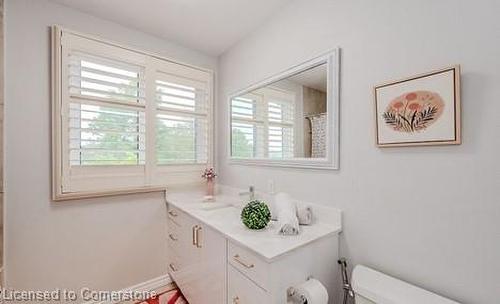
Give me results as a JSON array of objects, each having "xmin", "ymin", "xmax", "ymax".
[{"xmin": 239, "ymin": 185, "xmax": 255, "ymax": 201}]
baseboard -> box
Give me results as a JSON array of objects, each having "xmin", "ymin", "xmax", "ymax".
[
  {"xmin": 83, "ymin": 274, "xmax": 173, "ymax": 304},
  {"xmin": 122, "ymin": 274, "xmax": 172, "ymax": 295}
]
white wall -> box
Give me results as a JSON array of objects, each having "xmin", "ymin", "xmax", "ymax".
[
  {"xmin": 4, "ymin": 0, "xmax": 216, "ymax": 297},
  {"xmin": 218, "ymin": 0, "xmax": 500, "ymax": 303}
]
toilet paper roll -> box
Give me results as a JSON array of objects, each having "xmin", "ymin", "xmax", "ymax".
[{"xmin": 292, "ymin": 278, "xmax": 328, "ymax": 304}]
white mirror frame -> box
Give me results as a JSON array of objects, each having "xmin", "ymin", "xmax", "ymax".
[{"xmin": 228, "ymin": 49, "xmax": 340, "ymax": 170}]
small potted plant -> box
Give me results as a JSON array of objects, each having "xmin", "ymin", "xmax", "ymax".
[
  {"xmin": 241, "ymin": 200, "xmax": 271, "ymax": 230},
  {"xmin": 202, "ymin": 167, "xmax": 217, "ymax": 199}
]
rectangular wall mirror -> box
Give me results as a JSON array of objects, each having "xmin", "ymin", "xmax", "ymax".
[{"xmin": 229, "ymin": 50, "xmax": 339, "ymax": 169}]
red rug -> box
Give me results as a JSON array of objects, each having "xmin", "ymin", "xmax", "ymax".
[{"xmin": 139, "ymin": 288, "xmax": 188, "ymax": 304}]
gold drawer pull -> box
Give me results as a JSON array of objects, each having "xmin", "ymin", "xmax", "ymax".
[
  {"xmin": 233, "ymin": 254, "xmax": 254, "ymax": 269},
  {"xmin": 168, "ymin": 210, "xmax": 178, "ymax": 217},
  {"xmin": 168, "ymin": 233, "xmax": 178, "ymax": 241},
  {"xmin": 232, "ymin": 296, "xmax": 240, "ymax": 304},
  {"xmin": 196, "ymin": 226, "xmax": 202, "ymax": 248},
  {"xmin": 169, "ymin": 263, "xmax": 178, "ymax": 272},
  {"xmin": 192, "ymin": 225, "xmax": 198, "ymax": 246}
]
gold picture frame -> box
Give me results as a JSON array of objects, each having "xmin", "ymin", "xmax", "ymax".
[{"xmin": 374, "ymin": 66, "xmax": 461, "ymax": 147}]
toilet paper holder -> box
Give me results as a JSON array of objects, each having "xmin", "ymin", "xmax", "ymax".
[{"xmin": 287, "ymin": 276, "xmax": 314, "ymax": 304}]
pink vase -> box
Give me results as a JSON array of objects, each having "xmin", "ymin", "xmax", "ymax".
[{"xmin": 206, "ymin": 179, "xmax": 215, "ymax": 197}]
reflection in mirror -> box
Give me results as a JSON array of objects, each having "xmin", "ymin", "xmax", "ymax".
[{"xmin": 231, "ymin": 63, "xmax": 327, "ymax": 160}]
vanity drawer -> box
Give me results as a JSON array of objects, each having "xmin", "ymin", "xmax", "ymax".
[
  {"xmin": 167, "ymin": 250, "xmax": 183, "ymax": 279},
  {"xmin": 167, "ymin": 223, "xmax": 182, "ymax": 253},
  {"xmin": 228, "ymin": 265, "xmax": 268, "ymax": 304},
  {"xmin": 167, "ymin": 204, "xmax": 188, "ymax": 227},
  {"xmin": 228, "ymin": 241, "xmax": 269, "ymax": 290},
  {"xmin": 168, "ymin": 224, "xmax": 200, "ymax": 257}
]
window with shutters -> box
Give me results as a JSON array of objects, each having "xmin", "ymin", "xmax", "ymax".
[
  {"xmin": 52, "ymin": 27, "xmax": 213, "ymax": 200},
  {"xmin": 231, "ymin": 87, "xmax": 295, "ymax": 159},
  {"xmin": 68, "ymin": 53, "xmax": 146, "ymax": 166}
]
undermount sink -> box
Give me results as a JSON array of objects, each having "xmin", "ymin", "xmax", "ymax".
[
  {"xmin": 199, "ymin": 201, "xmax": 233, "ymax": 210},
  {"xmin": 197, "ymin": 195, "xmax": 247, "ymax": 210}
]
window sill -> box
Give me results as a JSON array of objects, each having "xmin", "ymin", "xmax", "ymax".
[{"xmin": 52, "ymin": 186, "xmax": 166, "ymax": 201}]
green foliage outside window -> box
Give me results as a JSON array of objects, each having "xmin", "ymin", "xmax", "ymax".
[{"xmin": 231, "ymin": 128, "xmax": 253, "ymax": 158}]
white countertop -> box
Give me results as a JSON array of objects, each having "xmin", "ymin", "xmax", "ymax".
[{"xmin": 165, "ymin": 188, "xmax": 342, "ymax": 262}]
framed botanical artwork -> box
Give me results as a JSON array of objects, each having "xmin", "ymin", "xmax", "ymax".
[{"xmin": 374, "ymin": 66, "xmax": 461, "ymax": 147}]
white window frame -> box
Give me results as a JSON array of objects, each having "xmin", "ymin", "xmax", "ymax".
[{"xmin": 52, "ymin": 26, "xmax": 214, "ymax": 200}]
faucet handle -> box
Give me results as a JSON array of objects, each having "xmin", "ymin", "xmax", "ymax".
[{"xmin": 239, "ymin": 186, "xmax": 255, "ymax": 200}]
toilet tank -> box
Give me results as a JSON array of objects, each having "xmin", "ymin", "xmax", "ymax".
[{"xmin": 351, "ymin": 265, "xmax": 461, "ymax": 304}]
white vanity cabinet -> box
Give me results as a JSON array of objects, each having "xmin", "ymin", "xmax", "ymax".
[
  {"xmin": 227, "ymin": 236, "xmax": 339, "ymax": 303},
  {"xmin": 228, "ymin": 265, "xmax": 268, "ymax": 304},
  {"xmin": 167, "ymin": 205, "xmax": 226, "ymax": 304},
  {"xmin": 166, "ymin": 192, "xmax": 342, "ymax": 304}
]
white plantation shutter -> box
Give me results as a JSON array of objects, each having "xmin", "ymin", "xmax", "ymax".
[
  {"xmin": 267, "ymin": 98, "xmax": 294, "ymax": 159},
  {"xmin": 53, "ymin": 27, "xmax": 213, "ymax": 199},
  {"xmin": 68, "ymin": 104, "xmax": 146, "ymax": 165},
  {"xmin": 231, "ymin": 96, "xmax": 256, "ymax": 120},
  {"xmin": 67, "ymin": 52, "xmax": 146, "ymax": 166},
  {"xmin": 68, "ymin": 52, "xmax": 146, "ymax": 104},
  {"xmin": 231, "ymin": 88, "xmax": 295, "ymax": 159},
  {"xmin": 155, "ymin": 74, "xmax": 209, "ymax": 164},
  {"xmin": 231, "ymin": 95, "xmax": 265, "ymax": 158},
  {"xmin": 268, "ymin": 126, "xmax": 294, "ymax": 159}
]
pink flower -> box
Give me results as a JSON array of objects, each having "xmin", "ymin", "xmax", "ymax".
[
  {"xmin": 393, "ymin": 101, "xmax": 404, "ymax": 109},
  {"xmin": 408, "ymin": 103, "xmax": 421, "ymax": 111},
  {"xmin": 406, "ymin": 93, "xmax": 418, "ymax": 101},
  {"xmin": 202, "ymin": 167, "xmax": 217, "ymax": 180}
]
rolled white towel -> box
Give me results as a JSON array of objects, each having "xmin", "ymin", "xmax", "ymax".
[
  {"xmin": 270, "ymin": 195, "xmax": 314, "ymax": 226},
  {"xmin": 278, "ymin": 207, "xmax": 299, "ymax": 235},
  {"xmin": 275, "ymin": 192, "xmax": 300, "ymax": 235}
]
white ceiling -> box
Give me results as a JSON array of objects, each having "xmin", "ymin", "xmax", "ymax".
[
  {"xmin": 50, "ymin": 0, "xmax": 291, "ymax": 56},
  {"xmin": 288, "ymin": 64, "xmax": 327, "ymax": 92}
]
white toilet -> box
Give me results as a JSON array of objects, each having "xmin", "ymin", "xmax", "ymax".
[{"xmin": 351, "ymin": 265, "xmax": 461, "ymax": 304}]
